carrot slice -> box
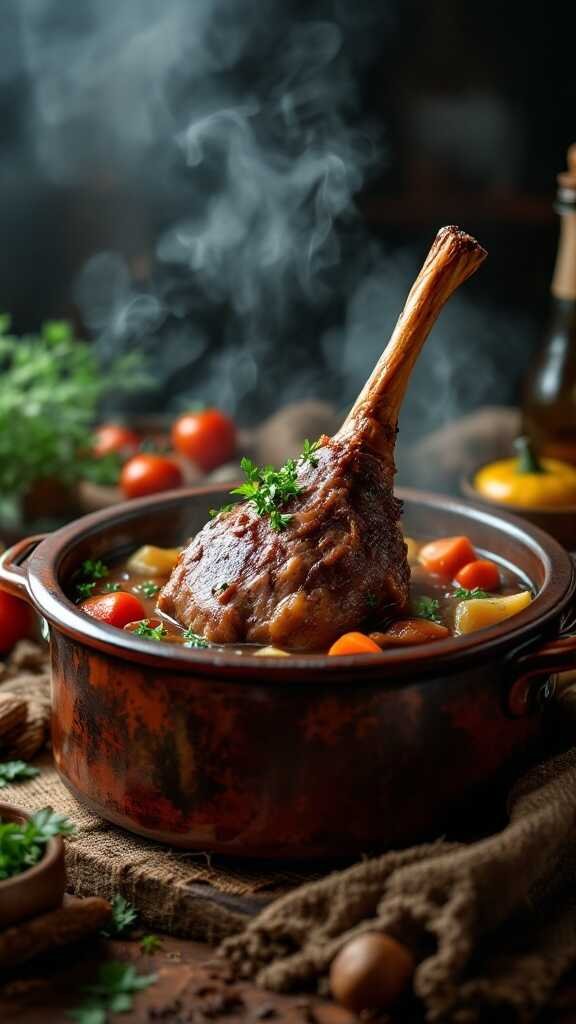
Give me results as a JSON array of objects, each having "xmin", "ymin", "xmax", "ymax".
[
  {"xmin": 454, "ymin": 558, "xmax": 500, "ymax": 591},
  {"xmin": 418, "ymin": 536, "xmax": 476, "ymax": 579},
  {"xmin": 328, "ymin": 632, "xmax": 383, "ymax": 656},
  {"xmin": 371, "ymin": 619, "xmax": 450, "ymax": 647}
]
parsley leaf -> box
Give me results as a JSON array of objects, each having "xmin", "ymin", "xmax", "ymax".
[
  {"xmin": 132, "ymin": 620, "xmax": 167, "ymax": 640},
  {"xmin": 76, "ymin": 581, "xmax": 97, "ymax": 600},
  {"xmin": 413, "ymin": 595, "xmax": 442, "ymax": 623},
  {"xmin": 133, "ymin": 580, "xmax": 160, "ymax": 599},
  {"xmin": 300, "ymin": 438, "xmax": 322, "ymax": 467},
  {"xmin": 209, "ymin": 503, "xmax": 234, "ymax": 519},
  {"xmin": 69, "ymin": 962, "xmax": 156, "ymax": 1023},
  {"xmin": 102, "ymin": 582, "xmax": 120, "ymax": 593},
  {"xmin": 0, "ymin": 807, "xmax": 75, "ymax": 880},
  {"xmin": 102, "ymin": 895, "xmax": 138, "ymax": 937},
  {"xmin": 366, "ymin": 593, "xmax": 378, "ymax": 609},
  {"xmin": 140, "ymin": 934, "xmax": 163, "ymax": 955},
  {"xmin": 81, "ymin": 560, "xmax": 109, "ymax": 581},
  {"xmin": 0, "ymin": 761, "xmax": 40, "ymax": 788},
  {"xmin": 452, "ymin": 587, "xmax": 491, "ymax": 600},
  {"xmin": 183, "ymin": 630, "xmax": 210, "ymax": 648},
  {"xmin": 211, "ymin": 582, "xmax": 229, "ymax": 597}
]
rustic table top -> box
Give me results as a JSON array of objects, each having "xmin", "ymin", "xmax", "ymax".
[{"xmin": 2, "ymin": 932, "xmax": 576, "ymax": 1024}]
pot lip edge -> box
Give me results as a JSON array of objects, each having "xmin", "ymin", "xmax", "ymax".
[{"xmin": 21, "ymin": 485, "xmax": 576, "ymax": 680}]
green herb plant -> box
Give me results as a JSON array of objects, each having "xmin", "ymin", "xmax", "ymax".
[
  {"xmin": 0, "ymin": 760, "xmax": 40, "ymax": 788},
  {"xmin": 0, "ymin": 316, "xmax": 149, "ymax": 519},
  {"xmin": 0, "ymin": 808, "xmax": 75, "ymax": 881},
  {"xmin": 68, "ymin": 962, "xmax": 156, "ymax": 1024}
]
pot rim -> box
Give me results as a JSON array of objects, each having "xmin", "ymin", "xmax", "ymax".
[
  {"xmin": 19, "ymin": 485, "xmax": 576, "ymax": 681},
  {"xmin": 0, "ymin": 802, "xmax": 63, "ymax": 891}
]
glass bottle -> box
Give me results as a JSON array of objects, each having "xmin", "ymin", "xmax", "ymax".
[{"xmin": 522, "ymin": 145, "xmax": 576, "ymax": 462}]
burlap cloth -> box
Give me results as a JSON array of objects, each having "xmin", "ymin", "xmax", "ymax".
[{"xmin": 3, "ymin": 642, "xmax": 576, "ymax": 1021}]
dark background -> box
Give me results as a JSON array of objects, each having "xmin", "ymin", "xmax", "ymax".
[{"xmin": 0, "ymin": 0, "xmax": 573, "ymax": 438}]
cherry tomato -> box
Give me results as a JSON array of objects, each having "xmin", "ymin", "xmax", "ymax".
[
  {"xmin": 120, "ymin": 454, "xmax": 183, "ymax": 499},
  {"xmin": 0, "ymin": 590, "xmax": 32, "ymax": 654},
  {"xmin": 454, "ymin": 558, "xmax": 501, "ymax": 591},
  {"xmin": 79, "ymin": 591, "xmax": 147, "ymax": 628},
  {"xmin": 171, "ymin": 410, "xmax": 236, "ymax": 472},
  {"xmin": 92, "ymin": 424, "xmax": 140, "ymax": 457}
]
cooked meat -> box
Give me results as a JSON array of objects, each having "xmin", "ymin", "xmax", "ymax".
[{"xmin": 159, "ymin": 227, "xmax": 487, "ymax": 650}]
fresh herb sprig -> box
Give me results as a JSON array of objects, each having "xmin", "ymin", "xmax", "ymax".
[
  {"xmin": 132, "ymin": 620, "xmax": 167, "ymax": 640},
  {"xmin": 101, "ymin": 895, "xmax": 138, "ymax": 937},
  {"xmin": 0, "ymin": 760, "xmax": 40, "ymax": 788},
  {"xmin": 452, "ymin": 586, "xmax": 491, "ymax": 601},
  {"xmin": 75, "ymin": 560, "xmax": 110, "ymax": 601},
  {"xmin": 68, "ymin": 962, "xmax": 156, "ymax": 1024},
  {"xmin": 140, "ymin": 934, "xmax": 163, "ymax": 955},
  {"xmin": 413, "ymin": 595, "xmax": 442, "ymax": 623},
  {"xmin": 102, "ymin": 582, "xmax": 121, "ymax": 593},
  {"xmin": 0, "ymin": 807, "xmax": 75, "ymax": 881},
  {"xmin": 183, "ymin": 629, "xmax": 209, "ymax": 648},
  {"xmin": 211, "ymin": 439, "xmax": 323, "ymax": 532}
]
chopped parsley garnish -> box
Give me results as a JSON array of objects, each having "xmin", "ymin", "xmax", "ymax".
[
  {"xmin": 183, "ymin": 630, "xmax": 210, "ymax": 648},
  {"xmin": 231, "ymin": 456, "xmax": 301, "ymax": 532},
  {"xmin": 134, "ymin": 580, "xmax": 160, "ymax": 599},
  {"xmin": 300, "ymin": 438, "xmax": 322, "ymax": 467},
  {"xmin": 76, "ymin": 581, "xmax": 97, "ymax": 600},
  {"xmin": 132, "ymin": 620, "xmax": 167, "ymax": 640},
  {"xmin": 102, "ymin": 582, "xmax": 121, "ymax": 593},
  {"xmin": 218, "ymin": 440, "xmax": 324, "ymax": 533},
  {"xmin": 413, "ymin": 595, "xmax": 442, "ymax": 623},
  {"xmin": 366, "ymin": 592, "xmax": 378, "ymax": 608},
  {"xmin": 140, "ymin": 934, "xmax": 163, "ymax": 955},
  {"xmin": 80, "ymin": 560, "xmax": 109, "ymax": 581},
  {"xmin": 211, "ymin": 582, "xmax": 229, "ymax": 597},
  {"xmin": 209, "ymin": 503, "xmax": 234, "ymax": 519},
  {"xmin": 452, "ymin": 587, "xmax": 491, "ymax": 600}
]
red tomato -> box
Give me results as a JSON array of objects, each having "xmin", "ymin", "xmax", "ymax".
[
  {"xmin": 454, "ymin": 559, "xmax": 501, "ymax": 591},
  {"xmin": 80, "ymin": 591, "xmax": 147, "ymax": 628},
  {"xmin": 0, "ymin": 590, "xmax": 32, "ymax": 654},
  {"xmin": 120, "ymin": 454, "xmax": 183, "ymax": 499},
  {"xmin": 171, "ymin": 409, "xmax": 236, "ymax": 472},
  {"xmin": 92, "ymin": 424, "xmax": 140, "ymax": 457}
]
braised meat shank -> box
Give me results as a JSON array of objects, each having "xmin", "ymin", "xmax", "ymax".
[{"xmin": 159, "ymin": 227, "xmax": 487, "ymax": 650}]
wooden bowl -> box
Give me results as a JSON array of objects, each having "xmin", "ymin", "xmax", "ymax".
[
  {"xmin": 0, "ymin": 803, "xmax": 66, "ymax": 929},
  {"xmin": 461, "ymin": 472, "xmax": 576, "ymax": 551}
]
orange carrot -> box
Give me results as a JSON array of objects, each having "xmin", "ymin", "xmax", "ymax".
[
  {"xmin": 418, "ymin": 536, "xmax": 476, "ymax": 579},
  {"xmin": 371, "ymin": 619, "xmax": 450, "ymax": 647},
  {"xmin": 328, "ymin": 632, "xmax": 383, "ymax": 656},
  {"xmin": 454, "ymin": 558, "xmax": 501, "ymax": 591}
]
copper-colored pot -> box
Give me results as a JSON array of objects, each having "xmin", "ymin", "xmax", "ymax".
[{"xmin": 1, "ymin": 488, "xmax": 575, "ymax": 859}]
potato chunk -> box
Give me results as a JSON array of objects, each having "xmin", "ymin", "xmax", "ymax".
[
  {"xmin": 254, "ymin": 646, "xmax": 290, "ymax": 657},
  {"xmin": 404, "ymin": 536, "xmax": 420, "ymax": 566},
  {"xmin": 127, "ymin": 545, "xmax": 181, "ymax": 576},
  {"xmin": 454, "ymin": 591, "xmax": 532, "ymax": 635}
]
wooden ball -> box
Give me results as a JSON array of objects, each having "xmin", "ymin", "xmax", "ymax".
[{"xmin": 329, "ymin": 932, "xmax": 415, "ymax": 1014}]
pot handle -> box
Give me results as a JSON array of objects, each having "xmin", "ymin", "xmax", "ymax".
[{"xmin": 0, "ymin": 535, "xmax": 46, "ymax": 600}]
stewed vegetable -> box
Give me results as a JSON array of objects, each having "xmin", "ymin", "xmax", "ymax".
[{"xmin": 73, "ymin": 533, "xmax": 533, "ymax": 656}]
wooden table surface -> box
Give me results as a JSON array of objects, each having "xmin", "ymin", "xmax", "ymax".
[{"xmin": 2, "ymin": 931, "xmax": 576, "ymax": 1023}]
